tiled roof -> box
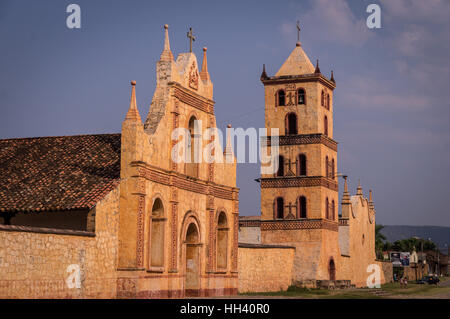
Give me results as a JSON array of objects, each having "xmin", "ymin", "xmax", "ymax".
[{"xmin": 0, "ymin": 133, "xmax": 121, "ymax": 213}]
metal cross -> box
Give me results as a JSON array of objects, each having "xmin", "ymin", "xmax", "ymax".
[
  {"xmin": 296, "ymin": 20, "xmax": 301, "ymax": 42},
  {"xmin": 187, "ymin": 27, "xmax": 196, "ymax": 52}
]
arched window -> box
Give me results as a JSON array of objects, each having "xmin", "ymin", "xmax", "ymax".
[
  {"xmin": 297, "ymin": 89, "xmax": 305, "ymax": 105},
  {"xmin": 325, "ymin": 197, "xmax": 329, "ymax": 219},
  {"xmin": 327, "ymin": 94, "xmax": 330, "ymax": 110},
  {"xmin": 216, "ymin": 212, "xmax": 228, "ymax": 270},
  {"xmin": 331, "ymin": 200, "xmax": 335, "ymax": 220},
  {"xmin": 274, "ymin": 197, "xmax": 284, "ymax": 219},
  {"xmin": 297, "ymin": 154, "xmax": 307, "ymax": 176},
  {"xmin": 187, "ymin": 116, "xmax": 200, "ymax": 177},
  {"xmin": 276, "ymin": 155, "xmax": 284, "ymax": 177},
  {"xmin": 325, "ymin": 156, "xmax": 329, "ymax": 178},
  {"xmin": 150, "ymin": 198, "xmax": 165, "ymax": 268},
  {"xmin": 285, "ymin": 113, "xmax": 298, "ymax": 135},
  {"xmin": 331, "ymin": 158, "xmax": 335, "ymax": 179},
  {"xmin": 324, "ymin": 115, "xmax": 328, "ymax": 136},
  {"xmin": 277, "ymin": 90, "xmax": 286, "ymax": 106},
  {"xmin": 298, "ymin": 196, "xmax": 307, "ymax": 219}
]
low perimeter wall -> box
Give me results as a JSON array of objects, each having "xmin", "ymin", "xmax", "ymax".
[{"xmin": 238, "ymin": 243, "xmax": 295, "ymax": 293}]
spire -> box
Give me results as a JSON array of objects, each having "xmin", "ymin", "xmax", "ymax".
[
  {"xmin": 160, "ymin": 24, "xmax": 174, "ymax": 62},
  {"xmin": 260, "ymin": 64, "xmax": 268, "ymax": 81},
  {"xmin": 275, "ymin": 44, "xmax": 315, "ymax": 76},
  {"xmin": 369, "ymin": 189, "xmax": 375, "ymax": 211},
  {"xmin": 200, "ymin": 47, "xmax": 210, "ymax": 82},
  {"xmin": 342, "ymin": 176, "xmax": 350, "ymax": 204},
  {"xmin": 314, "ymin": 59, "xmax": 321, "ymax": 74},
  {"xmin": 331, "ymin": 70, "xmax": 335, "ymax": 83},
  {"xmin": 125, "ymin": 81, "xmax": 141, "ymax": 122},
  {"xmin": 224, "ymin": 124, "xmax": 234, "ymax": 163},
  {"xmin": 357, "ymin": 179, "xmax": 363, "ymax": 196}
]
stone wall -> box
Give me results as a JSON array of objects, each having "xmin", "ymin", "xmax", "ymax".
[
  {"xmin": 238, "ymin": 244, "xmax": 295, "ymax": 293},
  {"xmin": 0, "ymin": 187, "xmax": 119, "ymax": 299},
  {"xmin": 238, "ymin": 226, "xmax": 260, "ymax": 244},
  {"xmin": 379, "ymin": 261, "xmax": 393, "ymax": 284}
]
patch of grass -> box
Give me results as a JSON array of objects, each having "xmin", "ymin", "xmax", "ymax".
[
  {"xmin": 322, "ymin": 292, "xmax": 382, "ymax": 299},
  {"xmin": 381, "ymin": 282, "xmax": 448, "ymax": 296},
  {"xmin": 241, "ymin": 285, "xmax": 330, "ymax": 297}
]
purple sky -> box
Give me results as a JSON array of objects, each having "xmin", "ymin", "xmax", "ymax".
[{"xmin": 1, "ymin": 0, "xmax": 449, "ymax": 226}]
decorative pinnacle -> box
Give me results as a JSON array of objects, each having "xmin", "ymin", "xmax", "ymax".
[
  {"xmin": 342, "ymin": 175, "xmax": 351, "ymax": 204},
  {"xmin": 200, "ymin": 47, "xmax": 210, "ymax": 82},
  {"xmin": 160, "ymin": 24, "xmax": 173, "ymax": 61},
  {"xmin": 224, "ymin": 124, "xmax": 234, "ymax": 161},
  {"xmin": 260, "ymin": 64, "xmax": 268, "ymax": 80},
  {"xmin": 125, "ymin": 80, "xmax": 141, "ymax": 122},
  {"xmin": 357, "ymin": 179, "xmax": 363, "ymax": 195},
  {"xmin": 331, "ymin": 70, "xmax": 335, "ymax": 83},
  {"xmin": 314, "ymin": 59, "xmax": 321, "ymax": 74}
]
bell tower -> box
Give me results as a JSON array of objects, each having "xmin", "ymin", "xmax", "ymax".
[{"xmin": 259, "ymin": 33, "xmax": 341, "ymax": 284}]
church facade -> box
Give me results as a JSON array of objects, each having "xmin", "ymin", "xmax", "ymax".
[
  {"xmin": 0, "ymin": 25, "xmax": 239, "ymax": 298},
  {"xmin": 0, "ymin": 25, "xmax": 388, "ymax": 298}
]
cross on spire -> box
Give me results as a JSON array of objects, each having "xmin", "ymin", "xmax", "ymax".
[
  {"xmin": 296, "ymin": 20, "xmax": 301, "ymax": 43},
  {"xmin": 187, "ymin": 27, "xmax": 196, "ymax": 53}
]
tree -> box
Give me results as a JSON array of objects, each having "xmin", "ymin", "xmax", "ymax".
[
  {"xmin": 375, "ymin": 224, "xmax": 387, "ymax": 259},
  {"xmin": 391, "ymin": 237, "xmax": 436, "ymax": 252}
]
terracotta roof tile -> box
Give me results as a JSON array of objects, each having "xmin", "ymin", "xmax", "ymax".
[{"xmin": 0, "ymin": 133, "xmax": 121, "ymax": 213}]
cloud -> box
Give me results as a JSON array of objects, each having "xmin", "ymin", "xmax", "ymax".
[
  {"xmin": 280, "ymin": 0, "xmax": 372, "ymax": 47},
  {"xmin": 344, "ymin": 119, "xmax": 450, "ymax": 148},
  {"xmin": 380, "ymin": 0, "xmax": 450, "ymax": 24},
  {"xmin": 339, "ymin": 76, "xmax": 432, "ymax": 111}
]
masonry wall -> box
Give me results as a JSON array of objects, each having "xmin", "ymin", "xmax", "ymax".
[
  {"xmin": 238, "ymin": 245, "xmax": 295, "ymax": 293},
  {"xmin": 238, "ymin": 226, "xmax": 260, "ymax": 244},
  {"xmin": 379, "ymin": 261, "xmax": 393, "ymax": 284},
  {"xmin": 0, "ymin": 187, "xmax": 119, "ymax": 299}
]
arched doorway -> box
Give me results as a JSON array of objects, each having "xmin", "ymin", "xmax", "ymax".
[
  {"xmin": 185, "ymin": 222, "xmax": 200, "ymax": 296},
  {"xmin": 328, "ymin": 258, "xmax": 336, "ymax": 281}
]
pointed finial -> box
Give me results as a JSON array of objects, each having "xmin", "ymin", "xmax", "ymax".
[
  {"xmin": 260, "ymin": 64, "xmax": 268, "ymax": 81},
  {"xmin": 331, "ymin": 70, "xmax": 335, "ymax": 83},
  {"xmin": 357, "ymin": 179, "xmax": 363, "ymax": 195},
  {"xmin": 314, "ymin": 59, "xmax": 321, "ymax": 74},
  {"xmin": 369, "ymin": 189, "xmax": 373, "ymax": 203},
  {"xmin": 224, "ymin": 124, "xmax": 234, "ymax": 162},
  {"xmin": 200, "ymin": 47, "xmax": 210, "ymax": 82},
  {"xmin": 125, "ymin": 81, "xmax": 141, "ymax": 121},
  {"xmin": 160, "ymin": 24, "xmax": 174, "ymax": 61},
  {"xmin": 342, "ymin": 175, "xmax": 350, "ymax": 204}
]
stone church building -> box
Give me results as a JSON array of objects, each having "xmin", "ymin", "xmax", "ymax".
[{"xmin": 0, "ymin": 25, "xmax": 387, "ymax": 298}]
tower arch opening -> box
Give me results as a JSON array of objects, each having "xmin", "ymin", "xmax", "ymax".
[{"xmin": 285, "ymin": 113, "xmax": 298, "ymax": 135}]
